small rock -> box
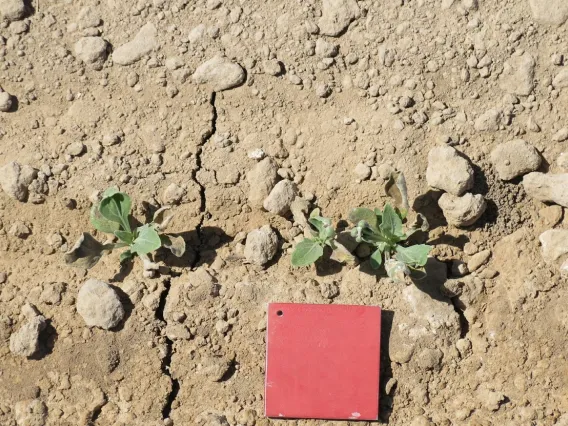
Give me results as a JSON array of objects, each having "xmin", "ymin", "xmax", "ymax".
[
  {"xmin": 14, "ymin": 399, "xmax": 48, "ymax": 426},
  {"xmin": 66, "ymin": 141, "xmax": 85, "ymax": 157},
  {"xmin": 476, "ymin": 387, "xmax": 506, "ymax": 411},
  {"xmin": 385, "ymin": 378, "xmax": 397, "ymax": 395},
  {"xmin": 438, "ymin": 193, "xmax": 486, "ymax": 227},
  {"xmin": 315, "ymin": 82, "xmax": 332, "ymax": 98},
  {"xmin": 320, "ymin": 280, "xmax": 339, "ymax": 299},
  {"xmin": 467, "ymin": 249, "xmax": 491, "ymax": 272},
  {"xmin": 415, "ymin": 348, "xmax": 443, "ymax": 370},
  {"xmin": 192, "ymin": 56, "xmax": 246, "ymax": 91},
  {"xmin": 318, "ymin": 0, "xmax": 360, "ymax": 36},
  {"xmin": 354, "ymin": 163, "xmax": 371, "ymax": 180},
  {"xmin": 315, "ymin": 38, "xmax": 339, "ymax": 57},
  {"xmin": 77, "ymin": 6, "xmax": 101, "ymax": 29},
  {"xmin": 162, "ymin": 183, "xmax": 185, "ymax": 205},
  {"xmin": 0, "ymin": 0, "xmax": 26, "ymax": 22},
  {"xmin": 215, "ymin": 320, "xmax": 230, "ymax": 334},
  {"xmin": 113, "ymin": 23, "xmax": 157, "ymax": 66},
  {"xmin": 523, "ymin": 173, "xmax": 568, "ymax": 207},
  {"xmin": 490, "ymin": 139, "xmax": 542, "ymax": 180},
  {"xmin": 9, "ymin": 304, "xmax": 46, "ymax": 358},
  {"xmin": 247, "ymin": 157, "xmax": 278, "ymax": 208},
  {"xmin": 0, "ymin": 91, "xmax": 13, "ymax": 112},
  {"xmin": 263, "ymin": 59, "xmax": 283, "ymax": 76},
  {"xmin": 0, "ymin": 161, "xmax": 37, "ymax": 202},
  {"xmin": 263, "ymin": 179, "xmax": 298, "ymax": 215},
  {"xmin": 426, "ymin": 146, "xmax": 474, "ymax": 196},
  {"xmin": 9, "ymin": 221, "xmax": 31, "ymax": 238},
  {"xmin": 474, "ymin": 108, "xmax": 503, "ymax": 132},
  {"xmin": 558, "ymin": 153, "xmax": 568, "ymax": 171},
  {"xmin": 529, "ymin": 0, "xmax": 568, "ymax": 26},
  {"xmin": 409, "ymin": 415, "xmax": 434, "ymax": 426},
  {"xmin": 77, "ymin": 279, "xmax": 125, "ymax": 330},
  {"xmin": 499, "ymin": 53, "xmax": 535, "ymax": 96},
  {"xmin": 552, "ymin": 128, "xmax": 568, "ymax": 142},
  {"xmin": 244, "ymin": 225, "xmax": 279, "ymax": 266},
  {"xmin": 165, "ymin": 56, "xmax": 184, "ymax": 70},
  {"xmin": 539, "ymin": 229, "xmax": 568, "ymax": 269},
  {"xmin": 553, "ymin": 69, "xmax": 568, "ymax": 89},
  {"xmin": 200, "ymin": 356, "xmax": 232, "ymax": 382}
]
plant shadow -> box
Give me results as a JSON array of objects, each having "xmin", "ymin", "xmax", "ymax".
[{"xmin": 379, "ymin": 309, "xmax": 395, "ymax": 423}]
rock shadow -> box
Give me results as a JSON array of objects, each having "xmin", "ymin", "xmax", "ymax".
[{"xmin": 108, "ymin": 284, "xmax": 134, "ymax": 332}]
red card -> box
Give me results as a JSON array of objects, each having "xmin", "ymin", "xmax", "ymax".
[{"xmin": 265, "ymin": 303, "xmax": 381, "ymax": 420}]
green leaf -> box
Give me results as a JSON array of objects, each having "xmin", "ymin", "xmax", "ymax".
[
  {"xmin": 120, "ymin": 250, "xmax": 135, "ymax": 263},
  {"xmin": 395, "ymin": 244, "xmax": 431, "ymax": 268},
  {"xmin": 370, "ymin": 248, "xmax": 384, "ymax": 269},
  {"xmin": 309, "ymin": 208, "xmax": 321, "ymax": 219},
  {"xmin": 291, "ymin": 239, "xmax": 324, "ymax": 267},
  {"xmin": 90, "ymin": 204, "xmax": 120, "ymax": 234},
  {"xmin": 64, "ymin": 233, "xmax": 108, "ymax": 269},
  {"xmin": 115, "ymin": 230, "xmax": 135, "ymax": 244},
  {"xmin": 130, "ymin": 224, "xmax": 162, "ymax": 256},
  {"xmin": 308, "ymin": 216, "xmax": 327, "ymax": 234},
  {"xmin": 102, "ymin": 187, "xmax": 120, "ymax": 198},
  {"xmin": 99, "ymin": 192, "xmax": 132, "ymax": 232},
  {"xmin": 381, "ymin": 204, "xmax": 403, "ymax": 238},
  {"xmin": 161, "ymin": 234, "xmax": 186, "ymax": 257},
  {"xmin": 349, "ymin": 208, "xmax": 378, "ymax": 229}
]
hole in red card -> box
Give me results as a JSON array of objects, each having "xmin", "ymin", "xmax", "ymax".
[{"xmin": 276, "ymin": 310, "xmax": 283, "ymax": 316}]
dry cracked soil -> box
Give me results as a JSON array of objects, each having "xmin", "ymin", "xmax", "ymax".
[{"xmin": 1, "ymin": 0, "xmax": 568, "ymax": 425}]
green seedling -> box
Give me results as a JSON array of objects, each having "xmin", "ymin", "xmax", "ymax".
[
  {"xmin": 291, "ymin": 209, "xmax": 336, "ymax": 267},
  {"xmin": 349, "ymin": 203, "xmax": 431, "ymax": 282},
  {"xmin": 65, "ymin": 187, "xmax": 185, "ymax": 270}
]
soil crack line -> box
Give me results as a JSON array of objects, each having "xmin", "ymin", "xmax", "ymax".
[{"xmin": 158, "ymin": 91, "xmax": 217, "ymax": 420}]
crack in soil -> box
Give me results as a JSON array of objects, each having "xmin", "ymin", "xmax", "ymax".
[{"xmin": 157, "ymin": 91, "xmax": 218, "ymax": 421}]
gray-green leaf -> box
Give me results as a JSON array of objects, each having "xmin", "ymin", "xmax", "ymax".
[
  {"xmin": 115, "ymin": 230, "xmax": 135, "ymax": 244},
  {"xmin": 90, "ymin": 204, "xmax": 120, "ymax": 234},
  {"xmin": 130, "ymin": 224, "xmax": 162, "ymax": 256},
  {"xmin": 395, "ymin": 244, "xmax": 431, "ymax": 268},
  {"xmin": 381, "ymin": 204, "xmax": 403, "ymax": 238},
  {"xmin": 99, "ymin": 192, "xmax": 132, "ymax": 232},
  {"xmin": 64, "ymin": 233, "xmax": 107, "ymax": 269},
  {"xmin": 161, "ymin": 234, "xmax": 186, "ymax": 257},
  {"xmin": 349, "ymin": 207, "xmax": 378, "ymax": 229},
  {"xmin": 370, "ymin": 248, "xmax": 384, "ymax": 269},
  {"xmin": 120, "ymin": 250, "xmax": 135, "ymax": 263},
  {"xmin": 291, "ymin": 239, "xmax": 324, "ymax": 267}
]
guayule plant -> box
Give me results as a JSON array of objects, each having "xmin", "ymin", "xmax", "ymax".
[
  {"xmin": 291, "ymin": 209, "xmax": 337, "ymax": 267},
  {"xmin": 65, "ymin": 187, "xmax": 185, "ymax": 270},
  {"xmin": 350, "ymin": 204, "xmax": 431, "ymax": 282}
]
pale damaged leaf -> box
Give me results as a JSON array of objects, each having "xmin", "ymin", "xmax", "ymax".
[
  {"xmin": 153, "ymin": 206, "xmax": 175, "ymax": 232},
  {"xmin": 330, "ymin": 242, "xmax": 358, "ymax": 265},
  {"xmin": 161, "ymin": 234, "xmax": 186, "ymax": 257},
  {"xmin": 385, "ymin": 171, "xmax": 410, "ymax": 218},
  {"xmin": 64, "ymin": 233, "xmax": 108, "ymax": 269}
]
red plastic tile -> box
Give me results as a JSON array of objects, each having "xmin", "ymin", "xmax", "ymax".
[{"xmin": 265, "ymin": 303, "xmax": 381, "ymax": 420}]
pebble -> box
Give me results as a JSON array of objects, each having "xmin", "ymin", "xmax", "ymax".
[
  {"xmin": 66, "ymin": 141, "xmax": 85, "ymax": 157},
  {"xmin": 318, "ymin": 0, "xmax": 360, "ymax": 36},
  {"xmin": 0, "ymin": 0, "xmax": 26, "ymax": 22},
  {"xmin": 14, "ymin": 400, "xmax": 47, "ymax": 426},
  {"xmin": 426, "ymin": 146, "xmax": 474, "ymax": 196},
  {"xmin": 490, "ymin": 139, "xmax": 542, "ymax": 180},
  {"xmin": 320, "ymin": 280, "xmax": 339, "ymax": 299},
  {"xmin": 113, "ymin": 23, "xmax": 157, "ymax": 66},
  {"xmin": 244, "ymin": 225, "xmax": 279, "ymax": 266},
  {"xmin": 415, "ymin": 348, "xmax": 443, "ymax": 370},
  {"xmin": 553, "ymin": 69, "xmax": 568, "ymax": 89},
  {"xmin": 0, "ymin": 91, "xmax": 13, "ymax": 112},
  {"xmin": 162, "ymin": 182, "xmax": 185, "ymax": 205},
  {"xmin": 354, "ymin": 163, "xmax": 371, "ymax": 180},
  {"xmin": 467, "ymin": 249, "xmax": 491, "ymax": 272},
  {"xmin": 315, "ymin": 38, "xmax": 338, "ymax": 57},
  {"xmin": 438, "ymin": 193, "xmax": 487, "ymax": 227},
  {"xmin": 263, "ymin": 179, "xmax": 298, "ymax": 215},
  {"xmin": 552, "ymin": 128, "xmax": 568, "ymax": 142},
  {"xmin": 499, "ymin": 53, "xmax": 535, "ymax": 96},
  {"xmin": 77, "ymin": 279, "xmax": 125, "ymax": 330},
  {"xmin": 247, "ymin": 157, "xmax": 278, "ymax": 208},
  {"xmin": 9, "ymin": 304, "xmax": 46, "ymax": 358},
  {"xmin": 263, "ymin": 59, "xmax": 283, "ymax": 76},
  {"xmin": 523, "ymin": 172, "xmax": 568, "ymax": 207},
  {"xmin": 558, "ymin": 152, "xmax": 568, "ymax": 171},
  {"xmin": 193, "ymin": 56, "xmax": 246, "ymax": 91},
  {"xmin": 315, "ymin": 82, "xmax": 332, "ymax": 98},
  {"xmin": 539, "ymin": 229, "xmax": 568, "ymax": 273},
  {"xmin": 0, "ymin": 161, "xmax": 37, "ymax": 202},
  {"xmin": 77, "ymin": 6, "xmax": 101, "ymax": 29},
  {"xmin": 474, "ymin": 108, "xmax": 503, "ymax": 132},
  {"xmin": 9, "ymin": 221, "xmax": 31, "ymax": 238},
  {"xmin": 528, "ymin": 0, "xmax": 568, "ymax": 26}
]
